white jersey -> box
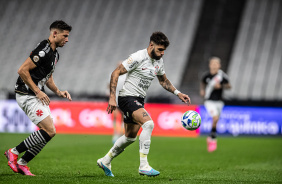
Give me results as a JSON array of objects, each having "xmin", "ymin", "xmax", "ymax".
[{"xmin": 119, "ymin": 49, "xmax": 165, "ymax": 98}]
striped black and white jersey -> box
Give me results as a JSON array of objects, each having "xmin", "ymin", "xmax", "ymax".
[
  {"xmin": 119, "ymin": 49, "xmax": 165, "ymax": 98},
  {"xmin": 202, "ymin": 71, "xmax": 229, "ymax": 101},
  {"xmin": 15, "ymin": 39, "xmax": 59, "ymax": 95}
]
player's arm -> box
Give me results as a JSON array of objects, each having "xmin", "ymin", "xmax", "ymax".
[
  {"xmin": 107, "ymin": 64, "xmax": 128, "ymax": 114},
  {"xmin": 157, "ymin": 74, "xmax": 191, "ymax": 105},
  {"xmin": 18, "ymin": 57, "xmax": 50, "ymax": 105},
  {"xmin": 46, "ymin": 74, "xmax": 72, "ymax": 101},
  {"xmin": 200, "ymin": 82, "xmax": 206, "ymax": 97}
]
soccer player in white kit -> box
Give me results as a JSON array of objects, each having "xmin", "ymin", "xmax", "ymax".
[{"xmin": 97, "ymin": 32, "xmax": 191, "ymax": 177}]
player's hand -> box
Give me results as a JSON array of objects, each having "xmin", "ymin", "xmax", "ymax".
[
  {"xmin": 36, "ymin": 91, "xmax": 50, "ymax": 106},
  {"xmin": 214, "ymin": 83, "xmax": 221, "ymax": 89},
  {"xmin": 178, "ymin": 93, "xmax": 191, "ymax": 105},
  {"xmin": 107, "ymin": 98, "xmax": 117, "ymax": 114},
  {"xmin": 57, "ymin": 90, "xmax": 72, "ymax": 101}
]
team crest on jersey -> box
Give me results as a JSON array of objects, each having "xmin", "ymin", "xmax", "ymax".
[
  {"xmin": 33, "ymin": 55, "xmax": 39, "ymax": 62},
  {"xmin": 36, "ymin": 109, "xmax": 43, "ymax": 117},
  {"xmin": 154, "ymin": 65, "xmax": 159, "ymax": 75}
]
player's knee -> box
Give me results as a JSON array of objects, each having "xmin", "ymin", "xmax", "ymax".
[
  {"xmin": 125, "ymin": 136, "xmax": 137, "ymax": 143},
  {"xmin": 142, "ymin": 120, "xmax": 154, "ymax": 130},
  {"xmin": 45, "ymin": 127, "xmax": 56, "ymax": 138},
  {"xmin": 213, "ymin": 116, "xmax": 219, "ymax": 122}
]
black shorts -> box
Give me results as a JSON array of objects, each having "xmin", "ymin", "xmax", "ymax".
[{"xmin": 118, "ymin": 96, "xmax": 145, "ymax": 124}]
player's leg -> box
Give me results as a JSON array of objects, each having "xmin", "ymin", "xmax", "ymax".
[
  {"xmin": 15, "ymin": 116, "xmax": 55, "ymax": 175},
  {"xmin": 112, "ymin": 109, "xmax": 119, "ymax": 144},
  {"xmin": 210, "ymin": 101, "xmax": 224, "ymax": 137},
  {"xmin": 97, "ymin": 123, "xmax": 139, "ymax": 177},
  {"xmin": 204, "ymin": 101, "xmax": 218, "ymax": 152},
  {"xmin": 210, "ymin": 115, "xmax": 219, "ymax": 138},
  {"xmin": 4, "ymin": 94, "xmax": 54, "ymax": 175},
  {"xmin": 132, "ymin": 108, "xmax": 160, "ymax": 176},
  {"xmin": 205, "ymin": 101, "xmax": 221, "ymax": 152}
]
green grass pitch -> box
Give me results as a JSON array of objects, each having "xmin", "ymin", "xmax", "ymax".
[{"xmin": 0, "ymin": 133, "xmax": 282, "ymax": 184}]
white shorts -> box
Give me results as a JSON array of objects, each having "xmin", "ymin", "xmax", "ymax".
[
  {"xmin": 204, "ymin": 100, "xmax": 224, "ymax": 117},
  {"xmin": 16, "ymin": 93, "xmax": 52, "ymax": 125}
]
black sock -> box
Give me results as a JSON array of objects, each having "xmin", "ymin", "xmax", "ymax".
[
  {"xmin": 16, "ymin": 129, "xmax": 52, "ymax": 153},
  {"xmin": 21, "ymin": 143, "xmax": 47, "ymax": 163},
  {"xmin": 210, "ymin": 127, "xmax": 217, "ymax": 139}
]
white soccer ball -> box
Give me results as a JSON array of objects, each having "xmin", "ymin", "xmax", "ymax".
[{"xmin": 181, "ymin": 110, "xmax": 201, "ymax": 131}]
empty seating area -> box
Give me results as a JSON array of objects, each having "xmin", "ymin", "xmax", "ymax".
[
  {"xmin": 0, "ymin": 0, "xmax": 202, "ymax": 98},
  {"xmin": 226, "ymin": 0, "xmax": 282, "ymax": 101},
  {"xmin": 1, "ymin": 0, "xmax": 281, "ymax": 102}
]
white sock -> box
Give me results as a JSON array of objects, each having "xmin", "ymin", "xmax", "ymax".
[
  {"xmin": 11, "ymin": 147, "xmax": 19, "ymax": 155},
  {"xmin": 139, "ymin": 120, "xmax": 154, "ymax": 167},
  {"xmin": 17, "ymin": 158, "xmax": 27, "ymax": 166},
  {"xmin": 103, "ymin": 135, "xmax": 136, "ymax": 165},
  {"xmin": 140, "ymin": 153, "xmax": 149, "ymax": 168},
  {"xmin": 139, "ymin": 120, "xmax": 154, "ymax": 154}
]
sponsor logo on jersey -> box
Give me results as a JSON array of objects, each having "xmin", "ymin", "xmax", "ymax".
[
  {"xmin": 33, "ymin": 55, "xmax": 39, "ymax": 62},
  {"xmin": 126, "ymin": 57, "xmax": 133, "ymax": 64},
  {"xmin": 154, "ymin": 65, "xmax": 159, "ymax": 75},
  {"xmin": 39, "ymin": 51, "xmax": 45, "ymax": 57},
  {"xmin": 129, "ymin": 61, "xmax": 138, "ymax": 69}
]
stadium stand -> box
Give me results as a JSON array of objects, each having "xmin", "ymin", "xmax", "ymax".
[
  {"xmin": 226, "ymin": 0, "xmax": 282, "ymax": 101},
  {"xmin": 0, "ymin": 0, "xmax": 281, "ymax": 105},
  {"xmin": 0, "ymin": 0, "xmax": 202, "ymax": 99}
]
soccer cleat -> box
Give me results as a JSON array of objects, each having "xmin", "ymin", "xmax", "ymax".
[
  {"xmin": 207, "ymin": 137, "xmax": 217, "ymax": 152},
  {"xmin": 97, "ymin": 158, "xmax": 114, "ymax": 177},
  {"xmin": 17, "ymin": 165, "xmax": 35, "ymax": 176},
  {"xmin": 139, "ymin": 165, "xmax": 160, "ymax": 177},
  {"xmin": 4, "ymin": 149, "xmax": 18, "ymax": 173}
]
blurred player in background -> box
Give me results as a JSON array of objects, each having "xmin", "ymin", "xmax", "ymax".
[
  {"xmin": 107, "ymin": 62, "xmax": 126, "ymax": 144},
  {"xmin": 4, "ymin": 20, "xmax": 72, "ymax": 175},
  {"xmin": 200, "ymin": 57, "xmax": 231, "ymax": 152},
  {"xmin": 97, "ymin": 32, "xmax": 191, "ymax": 177}
]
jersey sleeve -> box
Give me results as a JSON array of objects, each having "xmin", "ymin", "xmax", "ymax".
[
  {"xmin": 29, "ymin": 41, "xmax": 48, "ymax": 67},
  {"xmin": 122, "ymin": 52, "xmax": 141, "ymax": 72},
  {"xmin": 201, "ymin": 73, "xmax": 208, "ymax": 84}
]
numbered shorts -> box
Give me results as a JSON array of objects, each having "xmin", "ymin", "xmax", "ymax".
[
  {"xmin": 118, "ymin": 96, "xmax": 144, "ymax": 124},
  {"xmin": 204, "ymin": 100, "xmax": 224, "ymax": 117},
  {"xmin": 16, "ymin": 93, "xmax": 52, "ymax": 125}
]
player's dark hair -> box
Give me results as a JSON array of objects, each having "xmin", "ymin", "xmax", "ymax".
[
  {"xmin": 49, "ymin": 20, "xmax": 72, "ymax": 32},
  {"xmin": 150, "ymin": 32, "xmax": 170, "ymax": 48}
]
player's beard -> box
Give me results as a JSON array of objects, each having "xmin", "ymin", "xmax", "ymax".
[{"xmin": 151, "ymin": 48, "xmax": 162, "ymax": 60}]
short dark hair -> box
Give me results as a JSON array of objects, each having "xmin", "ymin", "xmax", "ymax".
[
  {"xmin": 150, "ymin": 32, "xmax": 170, "ymax": 48},
  {"xmin": 50, "ymin": 20, "xmax": 72, "ymax": 32}
]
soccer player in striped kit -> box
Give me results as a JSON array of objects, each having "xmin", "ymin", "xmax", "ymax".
[
  {"xmin": 200, "ymin": 57, "xmax": 231, "ymax": 152},
  {"xmin": 4, "ymin": 20, "xmax": 72, "ymax": 176},
  {"xmin": 97, "ymin": 32, "xmax": 191, "ymax": 177}
]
